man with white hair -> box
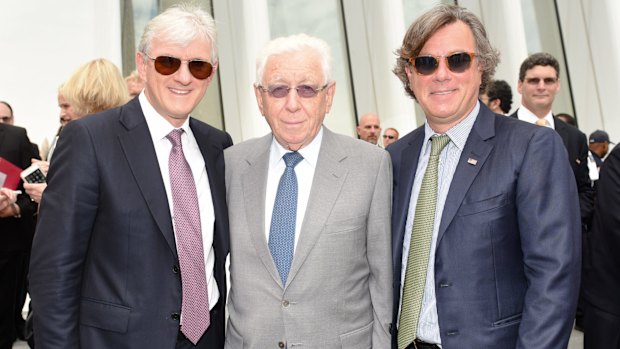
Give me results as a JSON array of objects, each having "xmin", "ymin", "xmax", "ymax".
[{"xmin": 225, "ymin": 33, "xmax": 392, "ymax": 348}]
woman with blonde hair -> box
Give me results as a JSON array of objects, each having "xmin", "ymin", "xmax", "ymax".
[{"xmin": 25, "ymin": 58, "xmax": 128, "ymax": 203}]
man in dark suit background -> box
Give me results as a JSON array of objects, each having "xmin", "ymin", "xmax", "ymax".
[
  {"xmin": 510, "ymin": 52, "xmax": 593, "ymax": 329},
  {"xmin": 0, "ymin": 100, "xmax": 40, "ymax": 345},
  {"xmin": 29, "ymin": 4, "xmax": 231, "ymax": 348},
  {"xmin": 390, "ymin": 5, "xmax": 581, "ymax": 348},
  {"xmin": 583, "ymin": 143, "xmax": 620, "ymax": 348},
  {"xmin": 0, "ymin": 118, "xmax": 38, "ymax": 349}
]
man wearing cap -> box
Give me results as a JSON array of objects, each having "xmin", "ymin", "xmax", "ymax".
[{"xmin": 588, "ymin": 130, "xmax": 613, "ymax": 169}]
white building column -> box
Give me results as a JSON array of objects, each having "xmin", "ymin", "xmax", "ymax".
[
  {"xmin": 343, "ymin": 0, "xmax": 417, "ymax": 135},
  {"xmin": 461, "ymin": 0, "xmax": 529, "ymax": 114},
  {"xmin": 213, "ymin": 0, "xmax": 271, "ymax": 143}
]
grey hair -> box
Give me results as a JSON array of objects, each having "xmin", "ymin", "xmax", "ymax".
[
  {"xmin": 393, "ymin": 4, "xmax": 500, "ymax": 100},
  {"xmin": 255, "ymin": 33, "xmax": 333, "ymax": 86},
  {"xmin": 138, "ymin": 4, "xmax": 218, "ymax": 63}
]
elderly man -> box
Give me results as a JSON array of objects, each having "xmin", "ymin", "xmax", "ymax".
[
  {"xmin": 225, "ymin": 34, "xmax": 392, "ymax": 348},
  {"xmin": 357, "ymin": 112, "xmax": 382, "ymax": 145},
  {"xmin": 390, "ymin": 5, "xmax": 580, "ymax": 349},
  {"xmin": 29, "ymin": 5, "xmax": 232, "ymax": 348}
]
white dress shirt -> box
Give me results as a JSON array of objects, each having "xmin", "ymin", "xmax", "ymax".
[
  {"xmin": 139, "ymin": 93, "xmax": 219, "ymax": 311},
  {"xmin": 399, "ymin": 103, "xmax": 479, "ymax": 346},
  {"xmin": 264, "ymin": 127, "xmax": 323, "ymax": 250},
  {"xmin": 517, "ymin": 106, "xmax": 555, "ymax": 129}
]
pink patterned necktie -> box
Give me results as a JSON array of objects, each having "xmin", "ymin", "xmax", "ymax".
[{"xmin": 166, "ymin": 129, "xmax": 210, "ymax": 344}]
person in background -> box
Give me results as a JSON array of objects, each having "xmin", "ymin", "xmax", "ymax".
[
  {"xmin": 0, "ymin": 101, "xmax": 40, "ymax": 346},
  {"xmin": 29, "ymin": 4, "xmax": 231, "ymax": 348},
  {"xmin": 511, "ymin": 53, "xmax": 594, "ymax": 330},
  {"xmin": 225, "ymin": 33, "xmax": 391, "ymax": 348},
  {"xmin": 357, "ymin": 112, "xmax": 382, "ymax": 145},
  {"xmin": 383, "ymin": 127, "xmax": 400, "ymax": 148},
  {"xmin": 0, "ymin": 101, "xmax": 15, "ymax": 124},
  {"xmin": 23, "ymin": 58, "xmax": 128, "ymax": 203},
  {"xmin": 582, "ymin": 142, "xmax": 620, "ymax": 349},
  {"xmin": 0, "ymin": 117, "xmax": 38, "ymax": 349},
  {"xmin": 480, "ymin": 79, "xmax": 512, "ymax": 114},
  {"xmin": 39, "ymin": 85, "xmax": 81, "ymax": 162},
  {"xmin": 125, "ymin": 69, "xmax": 146, "ymax": 98},
  {"xmin": 588, "ymin": 130, "xmax": 613, "ymax": 169},
  {"xmin": 557, "ymin": 112, "xmax": 577, "ymax": 127},
  {"xmin": 390, "ymin": 5, "xmax": 580, "ymax": 348}
]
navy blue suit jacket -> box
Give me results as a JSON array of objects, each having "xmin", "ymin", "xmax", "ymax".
[
  {"xmin": 389, "ymin": 104, "xmax": 581, "ymax": 348},
  {"xmin": 29, "ymin": 98, "xmax": 232, "ymax": 348}
]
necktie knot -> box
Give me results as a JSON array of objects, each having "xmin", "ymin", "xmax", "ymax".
[
  {"xmin": 430, "ymin": 134, "xmax": 450, "ymax": 156},
  {"xmin": 535, "ymin": 118, "xmax": 549, "ymax": 127},
  {"xmin": 166, "ymin": 129, "xmax": 184, "ymax": 147},
  {"xmin": 283, "ymin": 151, "xmax": 304, "ymax": 168}
]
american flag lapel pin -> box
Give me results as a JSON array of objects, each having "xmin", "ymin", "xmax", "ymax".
[{"xmin": 467, "ymin": 158, "xmax": 478, "ymax": 165}]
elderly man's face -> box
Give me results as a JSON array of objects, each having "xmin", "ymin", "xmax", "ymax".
[
  {"xmin": 255, "ymin": 50, "xmax": 335, "ymax": 151},
  {"xmin": 406, "ymin": 21, "xmax": 482, "ymax": 132},
  {"xmin": 137, "ymin": 36, "xmax": 217, "ymax": 127},
  {"xmin": 0, "ymin": 103, "xmax": 13, "ymax": 124}
]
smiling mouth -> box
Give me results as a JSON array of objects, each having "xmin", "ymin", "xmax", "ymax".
[
  {"xmin": 431, "ymin": 89, "xmax": 455, "ymax": 95},
  {"xmin": 170, "ymin": 88, "xmax": 190, "ymax": 95}
]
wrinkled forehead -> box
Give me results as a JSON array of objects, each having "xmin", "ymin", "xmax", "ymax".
[{"xmin": 262, "ymin": 51, "xmax": 324, "ymax": 84}]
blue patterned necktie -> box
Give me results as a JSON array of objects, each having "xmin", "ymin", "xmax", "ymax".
[{"xmin": 269, "ymin": 151, "xmax": 304, "ymax": 286}]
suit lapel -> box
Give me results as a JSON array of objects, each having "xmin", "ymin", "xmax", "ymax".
[
  {"xmin": 117, "ymin": 99, "xmax": 177, "ymax": 258},
  {"xmin": 437, "ymin": 108, "xmax": 495, "ymax": 245},
  {"xmin": 286, "ymin": 128, "xmax": 348, "ymax": 287},
  {"xmin": 553, "ymin": 116, "xmax": 570, "ymax": 147},
  {"xmin": 241, "ymin": 135, "xmax": 283, "ymax": 285}
]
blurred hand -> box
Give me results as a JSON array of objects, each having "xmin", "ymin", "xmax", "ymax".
[
  {"xmin": 24, "ymin": 182, "xmax": 47, "ymax": 204},
  {"xmin": 0, "ymin": 188, "xmax": 17, "ymax": 211}
]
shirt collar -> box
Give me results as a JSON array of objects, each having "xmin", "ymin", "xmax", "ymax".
[
  {"xmin": 270, "ymin": 126, "xmax": 323, "ymax": 168},
  {"xmin": 139, "ymin": 92, "xmax": 191, "ymax": 143},
  {"xmin": 517, "ymin": 105, "xmax": 555, "ymax": 129}
]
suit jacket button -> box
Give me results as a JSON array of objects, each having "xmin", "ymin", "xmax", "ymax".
[
  {"xmin": 278, "ymin": 341, "xmax": 285, "ymax": 348},
  {"xmin": 171, "ymin": 312, "xmax": 180, "ymax": 321},
  {"xmin": 172, "ymin": 265, "xmax": 180, "ymax": 274},
  {"xmin": 282, "ymin": 300, "xmax": 290, "ymax": 307}
]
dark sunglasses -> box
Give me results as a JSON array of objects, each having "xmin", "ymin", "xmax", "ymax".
[
  {"xmin": 383, "ymin": 135, "xmax": 395, "ymax": 139},
  {"xmin": 407, "ymin": 52, "xmax": 476, "ymax": 76},
  {"xmin": 257, "ymin": 84, "xmax": 328, "ymax": 98},
  {"xmin": 144, "ymin": 53, "xmax": 213, "ymax": 80}
]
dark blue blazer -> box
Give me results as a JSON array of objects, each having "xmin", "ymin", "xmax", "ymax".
[
  {"xmin": 389, "ymin": 104, "xmax": 581, "ymax": 349},
  {"xmin": 29, "ymin": 97, "xmax": 232, "ymax": 348}
]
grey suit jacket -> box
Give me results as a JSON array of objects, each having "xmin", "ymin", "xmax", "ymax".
[{"xmin": 225, "ymin": 127, "xmax": 392, "ymax": 349}]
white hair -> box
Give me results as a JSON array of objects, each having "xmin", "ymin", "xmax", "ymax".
[
  {"xmin": 138, "ymin": 4, "xmax": 218, "ymax": 62},
  {"xmin": 255, "ymin": 33, "xmax": 333, "ymax": 85}
]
